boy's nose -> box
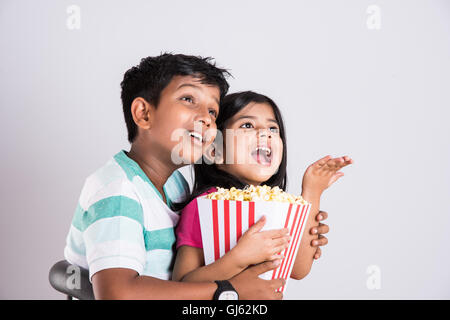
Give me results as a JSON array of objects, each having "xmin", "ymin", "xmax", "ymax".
[
  {"xmin": 194, "ymin": 108, "xmax": 212, "ymax": 127},
  {"xmin": 195, "ymin": 118, "xmax": 210, "ymax": 128}
]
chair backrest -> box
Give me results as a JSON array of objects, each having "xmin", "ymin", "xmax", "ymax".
[{"xmin": 49, "ymin": 260, "xmax": 95, "ymax": 300}]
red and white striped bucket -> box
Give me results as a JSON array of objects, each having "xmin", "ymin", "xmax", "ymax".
[{"xmin": 197, "ymin": 197, "xmax": 311, "ymax": 293}]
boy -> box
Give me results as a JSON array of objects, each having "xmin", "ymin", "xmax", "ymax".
[{"xmin": 64, "ymin": 53, "xmax": 286, "ymax": 299}]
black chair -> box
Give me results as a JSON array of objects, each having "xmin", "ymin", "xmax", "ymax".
[{"xmin": 49, "ymin": 260, "xmax": 95, "ymax": 300}]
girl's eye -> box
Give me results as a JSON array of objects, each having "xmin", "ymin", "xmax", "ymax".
[
  {"xmin": 270, "ymin": 127, "xmax": 280, "ymax": 133},
  {"xmin": 209, "ymin": 109, "xmax": 218, "ymax": 117},
  {"xmin": 240, "ymin": 122, "xmax": 254, "ymax": 129},
  {"xmin": 181, "ymin": 96, "xmax": 194, "ymax": 103}
]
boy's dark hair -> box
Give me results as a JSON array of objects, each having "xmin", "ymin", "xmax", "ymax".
[
  {"xmin": 174, "ymin": 91, "xmax": 288, "ymax": 211},
  {"xmin": 120, "ymin": 53, "xmax": 231, "ymax": 143}
]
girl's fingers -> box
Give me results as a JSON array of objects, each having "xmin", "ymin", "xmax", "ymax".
[
  {"xmin": 262, "ymin": 227, "xmax": 290, "ymax": 239},
  {"xmin": 329, "ymin": 171, "xmax": 345, "ymax": 185},
  {"xmin": 323, "ymin": 156, "xmax": 353, "ymax": 172},
  {"xmin": 269, "ymin": 253, "xmax": 285, "ymax": 261},
  {"xmin": 271, "ymin": 236, "xmax": 291, "ymax": 248},
  {"xmin": 343, "ymin": 156, "xmax": 354, "ymax": 164},
  {"xmin": 246, "ymin": 216, "xmax": 266, "ymax": 234},
  {"xmin": 335, "ymin": 156, "xmax": 353, "ymax": 170},
  {"xmin": 326, "ymin": 157, "xmax": 344, "ymax": 170},
  {"xmin": 316, "ymin": 155, "xmax": 332, "ymax": 167},
  {"xmin": 272, "ymin": 243, "xmax": 289, "ymax": 255},
  {"xmin": 339, "ymin": 158, "xmax": 353, "ymax": 169},
  {"xmin": 271, "ymin": 236, "xmax": 292, "ymax": 256},
  {"xmin": 319, "ymin": 159, "xmax": 339, "ymax": 173}
]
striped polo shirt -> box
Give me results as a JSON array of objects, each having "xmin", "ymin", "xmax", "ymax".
[{"xmin": 64, "ymin": 150, "xmax": 190, "ymax": 281}]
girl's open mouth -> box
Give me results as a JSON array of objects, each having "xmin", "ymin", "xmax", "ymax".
[{"xmin": 251, "ymin": 146, "xmax": 272, "ymax": 166}]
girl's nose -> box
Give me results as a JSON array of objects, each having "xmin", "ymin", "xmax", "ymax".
[{"xmin": 258, "ymin": 128, "xmax": 272, "ymax": 139}]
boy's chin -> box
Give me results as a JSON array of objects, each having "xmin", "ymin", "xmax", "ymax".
[
  {"xmin": 180, "ymin": 151, "xmax": 204, "ymax": 165},
  {"xmin": 170, "ymin": 149, "xmax": 203, "ymax": 166},
  {"xmin": 173, "ymin": 140, "xmax": 211, "ymax": 165}
]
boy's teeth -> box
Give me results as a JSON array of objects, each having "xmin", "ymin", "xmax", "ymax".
[{"xmin": 189, "ymin": 131, "xmax": 203, "ymax": 142}]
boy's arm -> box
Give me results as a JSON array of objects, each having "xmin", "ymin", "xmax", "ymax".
[
  {"xmin": 172, "ymin": 246, "xmax": 245, "ymax": 283},
  {"xmin": 92, "ymin": 263, "xmax": 285, "ymax": 300},
  {"xmin": 290, "ymin": 191, "xmax": 320, "ymax": 280},
  {"xmin": 92, "ymin": 268, "xmax": 217, "ymax": 299}
]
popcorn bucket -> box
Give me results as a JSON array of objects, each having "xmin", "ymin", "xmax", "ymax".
[{"xmin": 197, "ymin": 197, "xmax": 311, "ymax": 293}]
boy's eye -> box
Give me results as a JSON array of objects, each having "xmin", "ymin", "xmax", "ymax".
[
  {"xmin": 180, "ymin": 96, "xmax": 194, "ymax": 103},
  {"xmin": 209, "ymin": 109, "xmax": 218, "ymax": 117},
  {"xmin": 240, "ymin": 122, "xmax": 254, "ymax": 129}
]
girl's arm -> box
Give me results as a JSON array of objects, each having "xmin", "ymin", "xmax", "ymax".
[
  {"xmin": 290, "ymin": 155, "xmax": 353, "ymax": 280},
  {"xmin": 172, "ymin": 246, "xmax": 246, "ymax": 282},
  {"xmin": 172, "ymin": 217, "xmax": 290, "ymax": 283}
]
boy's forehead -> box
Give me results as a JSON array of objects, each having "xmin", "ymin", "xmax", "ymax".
[{"xmin": 165, "ymin": 75, "xmax": 220, "ymax": 102}]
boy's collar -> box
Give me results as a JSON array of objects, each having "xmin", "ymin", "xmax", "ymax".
[{"xmin": 114, "ymin": 150, "xmax": 173, "ymax": 208}]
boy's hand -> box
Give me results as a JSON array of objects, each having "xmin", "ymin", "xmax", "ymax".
[
  {"xmin": 310, "ymin": 210, "xmax": 329, "ymax": 260},
  {"xmin": 302, "ymin": 155, "xmax": 353, "ymax": 198},
  {"xmin": 230, "ymin": 216, "xmax": 291, "ymax": 269},
  {"xmin": 229, "ymin": 260, "xmax": 285, "ymax": 300}
]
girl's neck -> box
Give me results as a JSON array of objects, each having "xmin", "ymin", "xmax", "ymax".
[
  {"xmin": 216, "ymin": 165, "xmax": 262, "ymax": 187},
  {"xmin": 232, "ymin": 175, "xmax": 262, "ymax": 187},
  {"xmin": 243, "ymin": 180, "xmax": 262, "ymax": 187}
]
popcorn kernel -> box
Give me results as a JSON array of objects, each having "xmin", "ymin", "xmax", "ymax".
[{"xmin": 206, "ymin": 185, "xmax": 308, "ymax": 204}]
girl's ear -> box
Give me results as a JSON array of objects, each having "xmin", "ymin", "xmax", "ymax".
[{"xmin": 131, "ymin": 97, "xmax": 154, "ymax": 130}]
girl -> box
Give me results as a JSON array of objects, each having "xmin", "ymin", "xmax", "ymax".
[{"xmin": 172, "ymin": 91, "xmax": 353, "ymax": 283}]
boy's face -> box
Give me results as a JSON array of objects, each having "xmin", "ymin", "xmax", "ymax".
[{"xmin": 142, "ymin": 75, "xmax": 221, "ymax": 165}]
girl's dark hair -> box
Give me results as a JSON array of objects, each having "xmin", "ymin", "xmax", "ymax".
[{"xmin": 174, "ymin": 91, "xmax": 287, "ymax": 210}]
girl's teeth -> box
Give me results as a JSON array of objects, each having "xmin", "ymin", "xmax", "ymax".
[
  {"xmin": 251, "ymin": 147, "xmax": 272, "ymax": 166},
  {"xmin": 255, "ymin": 147, "xmax": 271, "ymax": 156}
]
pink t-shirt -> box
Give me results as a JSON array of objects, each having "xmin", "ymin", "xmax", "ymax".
[{"xmin": 176, "ymin": 187, "xmax": 217, "ymax": 250}]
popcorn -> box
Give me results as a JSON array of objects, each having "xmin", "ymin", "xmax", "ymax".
[
  {"xmin": 206, "ymin": 185, "xmax": 308, "ymax": 205},
  {"xmin": 197, "ymin": 186, "xmax": 312, "ymax": 294}
]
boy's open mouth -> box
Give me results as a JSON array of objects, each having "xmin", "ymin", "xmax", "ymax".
[
  {"xmin": 251, "ymin": 146, "xmax": 272, "ymax": 166},
  {"xmin": 188, "ymin": 130, "xmax": 204, "ymax": 146}
]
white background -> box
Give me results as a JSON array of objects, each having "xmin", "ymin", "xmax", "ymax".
[{"xmin": 1, "ymin": 0, "xmax": 449, "ymax": 299}]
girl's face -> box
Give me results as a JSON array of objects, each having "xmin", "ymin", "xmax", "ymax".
[{"xmin": 217, "ymin": 102, "xmax": 283, "ymax": 186}]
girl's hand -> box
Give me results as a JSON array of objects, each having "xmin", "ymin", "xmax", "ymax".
[
  {"xmin": 230, "ymin": 216, "xmax": 291, "ymax": 269},
  {"xmin": 302, "ymin": 155, "xmax": 353, "ymax": 198}
]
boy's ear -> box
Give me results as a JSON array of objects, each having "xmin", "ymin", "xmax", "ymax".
[{"xmin": 131, "ymin": 97, "xmax": 154, "ymax": 130}]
